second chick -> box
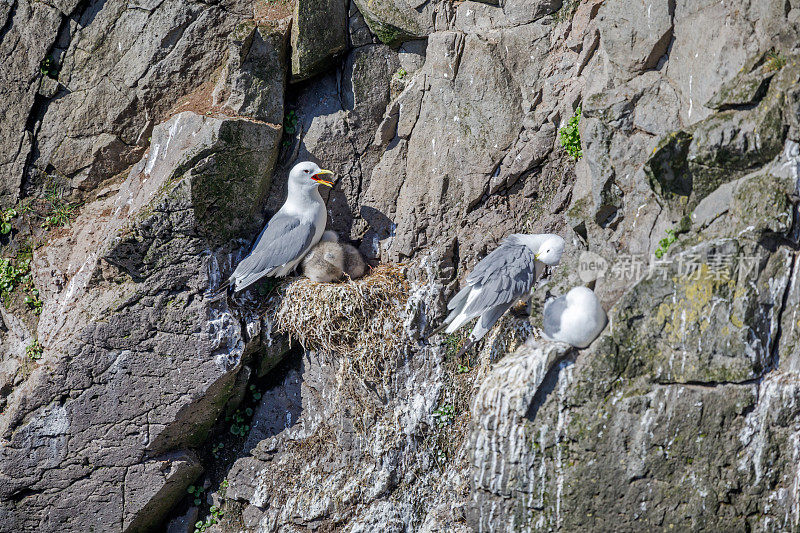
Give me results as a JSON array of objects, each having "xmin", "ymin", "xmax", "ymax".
[{"xmin": 302, "ymin": 231, "xmax": 367, "ymax": 282}]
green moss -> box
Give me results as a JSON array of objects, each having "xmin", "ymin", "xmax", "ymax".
[
  {"xmin": 566, "ymin": 197, "xmax": 590, "ymax": 221},
  {"xmin": 190, "ymin": 152, "xmax": 267, "ymax": 245},
  {"xmin": 554, "ymin": 0, "xmax": 580, "ymax": 23},
  {"xmin": 353, "ymin": 0, "xmax": 421, "ymax": 45},
  {"xmin": 370, "ymin": 20, "xmax": 405, "ymax": 46},
  {"xmin": 644, "ymin": 130, "xmax": 693, "ymax": 201}
]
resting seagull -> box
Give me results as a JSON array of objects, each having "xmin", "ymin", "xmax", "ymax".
[
  {"xmin": 543, "ymin": 286, "xmax": 607, "ymax": 348},
  {"xmin": 215, "ymin": 161, "xmax": 333, "ymax": 295},
  {"xmin": 434, "ymin": 234, "xmax": 565, "ymax": 356}
]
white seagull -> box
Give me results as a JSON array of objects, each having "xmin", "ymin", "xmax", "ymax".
[
  {"xmin": 434, "ymin": 233, "xmax": 565, "ymax": 356},
  {"xmin": 543, "ymin": 286, "xmax": 607, "ymax": 348},
  {"xmin": 216, "ymin": 161, "xmax": 334, "ymax": 295}
]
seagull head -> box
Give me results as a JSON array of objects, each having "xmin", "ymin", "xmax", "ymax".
[
  {"xmin": 534, "ymin": 235, "xmax": 565, "ymax": 266},
  {"xmin": 289, "ymin": 161, "xmax": 334, "ymax": 191},
  {"xmin": 567, "ymin": 286, "xmax": 595, "ymax": 304}
]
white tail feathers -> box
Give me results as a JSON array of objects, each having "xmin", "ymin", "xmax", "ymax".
[{"xmin": 444, "ymin": 286, "xmax": 482, "ymax": 334}]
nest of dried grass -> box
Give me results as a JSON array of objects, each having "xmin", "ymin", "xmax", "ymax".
[{"xmin": 272, "ymin": 265, "xmax": 409, "ymax": 389}]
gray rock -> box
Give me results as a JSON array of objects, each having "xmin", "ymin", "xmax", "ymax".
[
  {"xmin": 490, "ymin": 123, "xmax": 556, "ymax": 194},
  {"xmin": 0, "ymin": 111, "xmax": 281, "ymax": 530},
  {"xmin": 0, "ymin": 305, "xmax": 33, "ymax": 413},
  {"xmin": 349, "ymin": 0, "xmax": 375, "ymax": 47},
  {"xmin": 397, "ymin": 39, "xmax": 427, "ymax": 74},
  {"xmin": 501, "ymin": 0, "xmax": 561, "ymax": 26},
  {"xmin": 347, "ymin": 500, "xmax": 407, "ymax": 532},
  {"xmin": 692, "ymin": 150, "xmax": 796, "ymax": 238},
  {"xmin": 22, "ymin": 0, "xmax": 250, "ymax": 200},
  {"xmin": 0, "ymin": 0, "xmax": 66, "ymax": 206},
  {"xmin": 4, "ymin": 0, "xmax": 800, "ymax": 531},
  {"xmin": 216, "ymin": 19, "xmax": 291, "ymax": 124},
  {"xmin": 645, "ymin": 58, "xmax": 790, "ymax": 211},
  {"xmin": 364, "ymin": 26, "xmax": 554, "ymax": 262},
  {"xmin": 292, "ymin": 0, "xmax": 349, "ymax": 81},
  {"xmin": 706, "ymin": 51, "xmax": 777, "ymax": 110},
  {"xmin": 601, "ymin": 238, "xmax": 780, "ymax": 384},
  {"xmin": 598, "ymin": 0, "xmax": 674, "ymax": 75},
  {"xmin": 453, "ymin": 1, "xmax": 514, "ymax": 32},
  {"xmin": 167, "ymin": 506, "xmax": 200, "ymax": 533},
  {"xmin": 351, "ymin": 0, "xmax": 438, "ymax": 44},
  {"xmin": 124, "ymin": 451, "xmax": 203, "ymax": 531}
]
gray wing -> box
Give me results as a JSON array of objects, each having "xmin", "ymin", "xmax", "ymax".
[
  {"xmin": 469, "ymin": 301, "xmax": 516, "ymax": 343},
  {"xmin": 463, "ymin": 237, "xmax": 538, "ymax": 316},
  {"xmin": 231, "ymin": 213, "xmax": 316, "ymax": 291},
  {"xmin": 543, "ymin": 295, "xmax": 568, "ymax": 338}
]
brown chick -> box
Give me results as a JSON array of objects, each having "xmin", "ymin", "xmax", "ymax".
[
  {"xmin": 302, "ymin": 231, "xmax": 345, "ymax": 282},
  {"xmin": 342, "ymin": 243, "xmax": 366, "ymax": 280},
  {"xmin": 301, "ymin": 231, "xmax": 367, "ymax": 282}
]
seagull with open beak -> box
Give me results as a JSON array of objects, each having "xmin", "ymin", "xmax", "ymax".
[{"xmin": 216, "ymin": 161, "xmax": 335, "ymax": 295}]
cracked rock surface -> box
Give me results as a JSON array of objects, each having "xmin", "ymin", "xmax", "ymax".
[{"xmin": 2, "ymin": 0, "xmax": 800, "ymax": 531}]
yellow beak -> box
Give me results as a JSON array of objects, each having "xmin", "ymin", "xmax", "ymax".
[{"xmin": 311, "ymin": 169, "xmax": 334, "ymax": 187}]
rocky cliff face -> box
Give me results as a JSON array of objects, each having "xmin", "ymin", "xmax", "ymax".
[{"xmin": 1, "ymin": 0, "xmax": 800, "ymax": 531}]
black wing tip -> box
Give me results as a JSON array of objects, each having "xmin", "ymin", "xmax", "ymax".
[
  {"xmin": 456, "ymin": 338, "xmax": 477, "ymax": 359},
  {"xmin": 206, "ymin": 281, "xmax": 233, "ymax": 301},
  {"xmin": 423, "ymin": 321, "xmax": 449, "ymax": 341}
]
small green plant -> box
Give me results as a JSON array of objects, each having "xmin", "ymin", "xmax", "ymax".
[
  {"xmin": 284, "ymin": 110, "xmax": 298, "ymax": 135},
  {"xmin": 249, "ymin": 384, "xmax": 262, "ymax": 400},
  {"xmin": 443, "ymin": 334, "xmax": 462, "ymax": 359},
  {"xmin": 211, "ymin": 442, "xmax": 224, "ymax": 458},
  {"xmin": 0, "ymin": 257, "xmax": 29, "ymax": 299},
  {"xmin": 457, "ymin": 363, "xmax": 470, "ymax": 374},
  {"xmin": 1, "ymin": 208, "xmax": 17, "ymax": 235},
  {"xmin": 226, "ymin": 410, "xmax": 250, "ymax": 437},
  {"xmin": 43, "ymin": 203, "xmax": 76, "ymax": 228},
  {"xmin": 225, "ymin": 384, "xmax": 263, "ymax": 437},
  {"xmin": 766, "ymin": 50, "xmax": 787, "ymax": 72},
  {"xmin": 395, "ymin": 68, "xmax": 407, "ymax": 79},
  {"xmin": 25, "ymin": 288, "xmax": 42, "ymax": 315},
  {"xmin": 655, "ymin": 228, "xmax": 677, "ymax": 259},
  {"xmin": 194, "ymin": 505, "xmax": 224, "ymax": 533},
  {"xmin": 16, "ymin": 198, "xmax": 34, "ymax": 216},
  {"xmin": 559, "ymin": 106, "xmax": 582, "ymax": 160},
  {"xmin": 0, "ymin": 255, "xmax": 40, "ymax": 311},
  {"xmin": 432, "ymin": 404, "xmax": 455, "ymax": 429},
  {"xmin": 282, "ymin": 110, "xmax": 299, "ymax": 147},
  {"xmin": 187, "ymin": 485, "xmax": 205, "ymax": 506},
  {"xmin": 40, "ymin": 56, "xmax": 59, "ymax": 79},
  {"xmin": 41, "ymin": 187, "xmax": 79, "ymax": 229},
  {"xmin": 26, "ymin": 340, "xmax": 43, "ymax": 360}
]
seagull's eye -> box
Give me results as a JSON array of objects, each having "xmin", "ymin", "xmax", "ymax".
[{"xmin": 304, "ymin": 169, "xmax": 310, "ymax": 174}]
